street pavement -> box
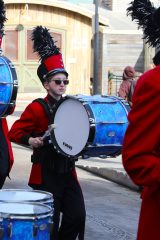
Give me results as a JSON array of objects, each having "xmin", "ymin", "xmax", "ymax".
[
  {"xmin": 7, "ymin": 95, "xmax": 139, "ymax": 192},
  {"xmin": 77, "ymin": 156, "xmax": 139, "ymax": 191}
]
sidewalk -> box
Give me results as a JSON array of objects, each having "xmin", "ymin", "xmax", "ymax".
[
  {"xmin": 7, "ymin": 93, "xmax": 139, "ymax": 192},
  {"xmin": 76, "ymin": 156, "xmax": 139, "ymax": 191}
]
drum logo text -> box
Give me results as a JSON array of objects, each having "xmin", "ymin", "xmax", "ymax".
[{"xmin": 63, "ymin": 142, "xmax": 73, "ymax": 150}]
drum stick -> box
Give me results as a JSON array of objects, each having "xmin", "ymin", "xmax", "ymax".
[
  {"xmin": 42, "ymin": 124, "xmax": 56, "ymax": 140},
  {"xmin": 49, "ymin": 124, "xmax": 56, "ymax": 130},
  {"xmin": 42, "ymin": 129, "xmax": 50, "ymax": 140}
]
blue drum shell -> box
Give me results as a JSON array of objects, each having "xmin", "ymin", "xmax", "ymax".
[
  {"xmin": 0, "ymin": 56, "xmax": 18, "ymax": 117},
  {"xmin": 0, "ymin": 202, "xmax": 52, "ymax": 240},
  {"xmin": 76, "ymin": 95, "xmax": 130, "ymax": 157}
]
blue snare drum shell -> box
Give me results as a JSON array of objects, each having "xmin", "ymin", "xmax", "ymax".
[{"xmin": 0, "ymin": 202, "xmax": 53, "ymax": 240}]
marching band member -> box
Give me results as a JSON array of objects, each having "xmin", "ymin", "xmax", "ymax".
[
  {"xmin": 122, "ymin": 1, "xmax": 160, "ymax": 239},
  {"xmin": 8, "ymin": 26, "xmax": 86, "ymax": 240}
]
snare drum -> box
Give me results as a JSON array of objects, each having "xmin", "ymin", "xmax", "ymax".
[
  {"xmin": 0, "ymin": 202, "xmax": 52, "ymax": 239},
  {"xmin": 0, "ymin": 189, "xmax": 53, "ymax": 207},
  {"xmin": 50, "ymin": 95, "xmax": 130, "ymax": 157},
  {"xmin": 0, "ymin": 56, "xmax": 18, "ymax": 117}
]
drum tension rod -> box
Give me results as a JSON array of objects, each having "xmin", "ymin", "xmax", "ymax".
[
  {"xmin": 33, "ymin": 223, "xmax": 39, "ymax": 237},
  {"xmin": 7, "ymin": 222, "xmax": 12, "ymax": 238},
  {"xmin": 48, "ymin": 221, "xmax": 54, "ymax": 234}
]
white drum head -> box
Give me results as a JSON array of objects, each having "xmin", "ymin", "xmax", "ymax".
[
  {"xmin": 0, "ymin": 189, "xmax": 53, "ymax": 203},
  {"xmin": 52, "ymin": 98, "xmax": 90, "ymax": 156}
]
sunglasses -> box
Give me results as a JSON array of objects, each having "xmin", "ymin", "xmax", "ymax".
[{"xmin": 51, "ymin": 79, "xmax": 69, "ymax": 85}]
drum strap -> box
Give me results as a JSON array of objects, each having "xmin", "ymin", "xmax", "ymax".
[
  {"xmin": 32, "ymin": 98, "xmax": 56, "ymax": 146},
  {"xmin": 33, "ymin": 98, "xmax": 53, "ymax": 124},
  {"xmin": 32, "ymin": 98, "xmax": 77, "ymax": 173}
]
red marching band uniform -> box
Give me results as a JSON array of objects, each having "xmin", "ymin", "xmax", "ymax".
[
  {"xmin": 122, "ymin": 66, "xmax": 160, "ymax": 240},
  {"xmin": 122, "ymin": 1, "xmax": 160, "ymax": 240}
]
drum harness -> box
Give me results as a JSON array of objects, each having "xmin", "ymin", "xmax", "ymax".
[{"xmin": 32, "ymin": 98, "xmax": 76, "ymax": 174}]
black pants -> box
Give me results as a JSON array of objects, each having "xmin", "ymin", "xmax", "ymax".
[
  {"xmin": 0, "ymin": 176, "xmax": 6, "ymax": 189},
  {"xmin": 33, "ymin": 170, "xmax": 86, "ymax": 240},
  {"xmin": 0, "ymin": 120, "xmax": 9, "ymax": 189}
]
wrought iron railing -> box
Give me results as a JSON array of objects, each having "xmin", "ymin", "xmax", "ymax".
[
  {"xmin": 108, "ymin": 71, "xmax": 123, "ymax": 96},
  {"xmin": 108, "ymin": 71, "xmax": 141, "ymax": 96}
]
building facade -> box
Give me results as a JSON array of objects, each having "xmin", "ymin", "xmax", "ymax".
[
  {"xmin": 3, "ymin": 0, "xmax": 157, "ymax": 95},
  {"xmin": 3, "ymin": 0, "xmax": 108, "ymax": 94}
]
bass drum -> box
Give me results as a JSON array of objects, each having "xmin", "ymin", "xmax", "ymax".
[
  {"xmin": 50, "ymin": 95, "xmax": 130, "ymax": 158},
  {"xmin": 0, "ymin": 55, "xmax": 18, "ymax": 117}
]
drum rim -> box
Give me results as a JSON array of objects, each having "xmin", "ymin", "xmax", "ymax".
[
  {"xmin": 0, "ymin": 189, "xmax": 53, "ymax": 203},
  {"xmin": 0, "ymin": 202, "xmax": 52, "ymax": 219},
  {"xmin": 51, "ymin": 96, "xmax": 77, "ymax": 158}
]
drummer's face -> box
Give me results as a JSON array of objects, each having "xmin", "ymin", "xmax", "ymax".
[{"xmin": 44, "ymin": 73, "xmax": 68, "ymax": 100}]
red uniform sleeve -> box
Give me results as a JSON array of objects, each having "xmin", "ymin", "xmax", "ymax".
[
  {"xmin": 122, "ymin": 67, "xmax": 160, "ymax": 186},
  {"xmin": 8, "ymin": 102, "xmax": 48, "ymax": 145}
]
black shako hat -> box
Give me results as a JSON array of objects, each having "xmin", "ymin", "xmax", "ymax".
[
  {"xmin": 31, "ymin": 26, "xmax": 68, "ymax": 84},
  {"xmin": 127, "ymin": 0, "xmax": 160, "ymax": 48}
]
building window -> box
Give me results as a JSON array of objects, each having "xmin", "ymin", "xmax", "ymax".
[
  {"xmin": 26, "ymin": 30, "xmax": 38, "ymax": 61},
  {"xmin": 26, "ymin": 29, "xmax": 62, "ymax": 61},
  {"xmin": 3, "ymin": 30, "xmax": 18, "ymax": 61},
  {"xmin": 51, "ymin": 32, "xmax": 62, "ymax": 49}
]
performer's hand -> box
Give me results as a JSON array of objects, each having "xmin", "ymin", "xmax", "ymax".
[{"xmin": 28, "ymin": 137, "xmax": 44, "ymax": 148}]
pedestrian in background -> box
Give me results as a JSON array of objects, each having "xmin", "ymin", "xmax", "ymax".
[{"xmin": 118, "ymin": 65, "xmax": 136, "ymax": 106}]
